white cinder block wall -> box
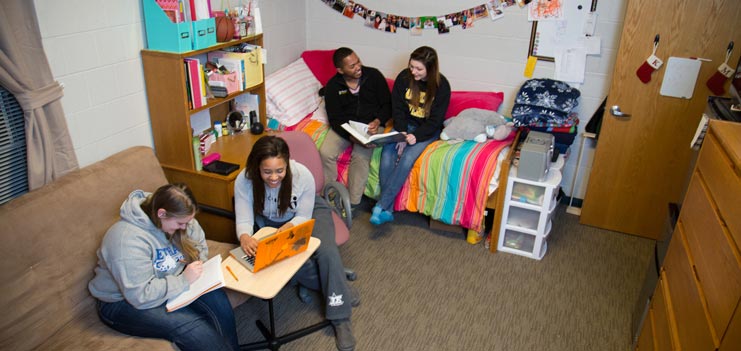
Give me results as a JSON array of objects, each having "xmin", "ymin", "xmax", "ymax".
[
  {"xmin": 34, "ymin": 0, "xmax": 626, "ymax": 201},
  {"xmin": 304, "ymin": 0, "xmax": 628, "ymax": 200}
]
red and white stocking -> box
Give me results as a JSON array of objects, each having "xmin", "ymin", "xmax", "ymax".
[
  {"xmin": 636, "ymin": 55, "xmax": 664, "ymax": 83},
  {"xmin": 636, "ymin": 36, "xmax": 663, "ymax": 84},
  {"xmin": 706, "ymin": 42, "xmax": 735, "ymax": 96}
]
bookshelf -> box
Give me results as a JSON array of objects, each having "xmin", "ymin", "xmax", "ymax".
[{"xmin": 141, "ymin": 35, "xmax": 268, "ymax": 243}]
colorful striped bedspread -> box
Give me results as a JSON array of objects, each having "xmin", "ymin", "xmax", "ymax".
[{"xmin": 288, "ymin": 119, "xmax": 514, "ymax": 232}]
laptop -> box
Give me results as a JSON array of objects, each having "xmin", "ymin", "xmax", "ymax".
[{"xmin": 229, "ymin": 219, "xmax": 315, "ymax": 273}]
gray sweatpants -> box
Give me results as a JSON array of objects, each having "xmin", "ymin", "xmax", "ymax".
[{"xmin": 292, "ymin": 195, "xmax": 352, "ymax": 321}]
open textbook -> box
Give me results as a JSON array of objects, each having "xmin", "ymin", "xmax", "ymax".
[
  {"xmin": 341, "ymin": 121, "xmax": 406, "ymax": 146},
  {"xmin": 166, "ymin": 255, "xmax": 224, "ymax": 312}
]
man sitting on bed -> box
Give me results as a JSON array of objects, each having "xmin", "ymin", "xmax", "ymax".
[{"xmin": 320, "ymin": 47, "xmax": 392, "ymax": 214}]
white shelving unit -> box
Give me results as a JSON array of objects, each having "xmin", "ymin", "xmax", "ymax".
[{"xmin": 497, "ymin": 155, "xmax": 564, "ymax": 260}]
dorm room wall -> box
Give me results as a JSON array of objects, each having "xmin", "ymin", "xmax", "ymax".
[
  {"xmin": 32, "ymin": 0, "xmax": 307, "ymax": 168},
  {"xmin": 304, "ymin": 0, "xmax": 629, "ymax": 201},
  {"xmin": 31, "ymin": 0, "xmax": 626, "ymax": 202}
]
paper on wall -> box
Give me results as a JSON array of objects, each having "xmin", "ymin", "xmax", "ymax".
[
  {"xmin": 577, "ymin": 36, "xmax": 601, "ymax": 55},
  {"xmin": 554, "ymin": 46, "xmax": 587, "ymax": 84}
]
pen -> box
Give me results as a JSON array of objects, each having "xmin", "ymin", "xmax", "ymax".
[
  {"xmin": 226, "ymin": 265, "xmax": 239, "ymax": 281},
  {"xmin": 690, "ymin": 57, "xmax": 712, "ymax": 62}
]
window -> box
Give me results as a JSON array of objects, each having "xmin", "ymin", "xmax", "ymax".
[{"xmin": 0, "ymin": 85, "xmax": 28, "ymax": 204}]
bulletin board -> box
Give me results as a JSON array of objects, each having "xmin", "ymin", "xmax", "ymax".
[{"xmin": 528, "ymin": 0, "xmax": 598, "ymax": 61}]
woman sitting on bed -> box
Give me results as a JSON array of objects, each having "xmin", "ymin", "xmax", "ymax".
[{"xmin": 370, "ymin": 46, "xmax": 451, "ymax": 225}]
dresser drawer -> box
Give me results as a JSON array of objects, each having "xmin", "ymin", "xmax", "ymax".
[
  {"xmin": 680, "ymin": 176, "xmax": 741, "ymax": 340},
  {"xmin": 662, "ymin": 225, "xmax": 716, "ymax": 349},
  {"xmin": 635, "ymin": 308, "xmax": 655, "ymax": 351},
  {"xmin": 652, "ymin": 275, "xmax": 675, "ymax": 351},
  {"xmin": 719, "ymin": 307, "xmax": 741, "ymax": 351},
  {"xmin": 697, "ymin": 133, "xmax": 741, "ymax": 246}
]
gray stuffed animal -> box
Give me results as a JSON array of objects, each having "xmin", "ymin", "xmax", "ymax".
[{"xmin": 440, "ymin": 108, "xmax": 513, "ymax": 143}]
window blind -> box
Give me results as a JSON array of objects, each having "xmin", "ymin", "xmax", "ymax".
[{"xmin": 0, "ymin": 86, "xmax": 28, "ymax": 204}]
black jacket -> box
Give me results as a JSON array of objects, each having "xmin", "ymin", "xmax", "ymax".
[
  {"xmin": 391, "ymin": 69, "xmax": 451, "ymax": 142},
  {"xmin": 324, "ymin": 66, "xmax": 392, "ymax": 140}
]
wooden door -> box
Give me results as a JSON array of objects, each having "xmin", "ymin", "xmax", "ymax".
[{"xmin": 580, "ymin": 0, "xmax": 741, "ymax": 239}]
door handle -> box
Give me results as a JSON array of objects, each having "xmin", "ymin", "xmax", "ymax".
[{"xmin": 610, "ymin": 105, "xmax": 632, "ymax": 118}]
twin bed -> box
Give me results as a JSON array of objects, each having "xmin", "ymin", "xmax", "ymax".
[{"xmin": 266, "ymin": 50, "xmax": 518, "ymax": 244}]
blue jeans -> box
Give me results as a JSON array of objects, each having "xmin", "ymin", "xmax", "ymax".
[
  {"xmin": 96, "ymin": 289, "xmax": 239, "ymax": 351},
  {"xmin": 377, "ymin": 131, "xmax": 438, "ymax": 211}
]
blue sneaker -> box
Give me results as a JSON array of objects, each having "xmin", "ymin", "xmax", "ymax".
[
  {"xmin": 369, "ymin": 206, "xmax": 383, "ymax": 225},
  {"xmin": 379, "ymin": 210, "xmax": 394, "ymax": 224},
  {"xmin": 370, "ymin": 206, "xmax": 394, "ymax": 225}
]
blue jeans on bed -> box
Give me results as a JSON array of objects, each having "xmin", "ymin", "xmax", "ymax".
[
  {"xmin": 376, "ymin": 130, "xmax": 438, "ymax": 212},
  {"xmin": 96, "ymin": 289, "xmax": 239, "ymax": 351}
]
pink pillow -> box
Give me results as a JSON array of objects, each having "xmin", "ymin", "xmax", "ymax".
[
  {"xmin": 301, "ymin": 50, "xmax": 337, "ymax": 86},
  {"xmin": 445, "ymin": 91, "xmax": 504, "ymax": 119}
]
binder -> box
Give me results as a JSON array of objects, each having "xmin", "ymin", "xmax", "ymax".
[{"xmin": 184, "ymin": 58, "xmax": 204, "ymax": 109}]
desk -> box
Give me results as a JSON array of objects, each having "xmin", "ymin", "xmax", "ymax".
[
  {"xmin": 222, "ymin": 237, "xmax": 329, "ymax": 350},
  {"xmin": 164, "ymin": 131, "xmax": 277, "ymax": 243}
]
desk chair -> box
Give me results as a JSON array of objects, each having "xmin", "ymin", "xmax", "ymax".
[{"xmin": 279, "ymin": 131, "xmax": 357, "ymax": 281}]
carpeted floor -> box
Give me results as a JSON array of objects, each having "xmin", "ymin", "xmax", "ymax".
[{"xmin": 233, "ymin": 205, "xmax": 654, "ymax": 351}]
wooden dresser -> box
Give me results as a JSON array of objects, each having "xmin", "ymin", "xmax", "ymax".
[{"xmin": 635, "ymin": 120, "xmax": 741, "ymax": 350}]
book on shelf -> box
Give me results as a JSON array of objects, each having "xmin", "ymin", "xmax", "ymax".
[
  {"xmin": 184, "ymin": 58, "xmax": 206, "ymax": 109},
  {"xmin": 166, "ymin": 254, "xmax": 224, "ymax": 312},
  {"xmin": 341, "ymin": 121, "xmax": 406, "ymax": 146}
]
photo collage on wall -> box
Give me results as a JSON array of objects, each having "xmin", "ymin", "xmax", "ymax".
[{"xmin": 321, "ymin": 0, "xmax": 520, "ymax": 35}]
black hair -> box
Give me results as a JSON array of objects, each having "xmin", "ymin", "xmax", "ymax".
[
  {"xmin": 245, "ymin": 136, "xmax": 293, "ymax": 216},
  {"xmin": 333, "ymin": 47, "xmax": 355, "ymax": 68}
]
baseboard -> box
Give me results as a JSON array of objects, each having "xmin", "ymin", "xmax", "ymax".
[{"xmin": 560, "ymin": 196, "xmax": 583, "ymax": 216}]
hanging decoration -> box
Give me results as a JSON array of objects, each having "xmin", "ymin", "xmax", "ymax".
[{"xmin": 319, "ymin": 0, "xmax": 527, "ymax": 35}]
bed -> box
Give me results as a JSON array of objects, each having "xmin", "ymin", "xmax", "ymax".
[{"xmin": 265, "ymin": 50, "xmax": 517, "ymax": 238}]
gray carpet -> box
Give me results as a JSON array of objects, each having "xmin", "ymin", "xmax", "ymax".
[{"xmin": 233, "ymin": 206, "xmax": 654, "ymax": 351}]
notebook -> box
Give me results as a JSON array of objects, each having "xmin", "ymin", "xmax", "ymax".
[{"xmin": 229, "ymin": 219, "xmax": 315, "ymax": 273}]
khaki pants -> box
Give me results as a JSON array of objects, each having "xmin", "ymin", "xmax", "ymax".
[{"xmin": 318, "ymin": 128, "xmax": 374, "ymax": 205}]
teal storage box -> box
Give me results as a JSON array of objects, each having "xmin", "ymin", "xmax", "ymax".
[
  {"xmin": 192, "ymin": 18, "xmax": 217, "ymax": 50},
  {"xmin": 142, "ymin": 0, "xmax": 192, "ymax": 52}
]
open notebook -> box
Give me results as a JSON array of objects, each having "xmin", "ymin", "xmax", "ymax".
[
  {"xmin": 165, "ymin": 255, "xmax": 223, "ymax": 312},
  {"xmin": 230, "ymin": 219, "xmax": 315, "ymax": 273}
]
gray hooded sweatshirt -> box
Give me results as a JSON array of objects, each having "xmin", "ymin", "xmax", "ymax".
[{"xmin": 88, "ymin": 190, "xmax": 208, "ymax": 309}]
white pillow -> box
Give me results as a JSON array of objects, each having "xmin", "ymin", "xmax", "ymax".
[
  {"xmin": 265, "ymin": 58, "xmax": 322, "ymax": 126},
  {"xmin": 309, "ymin": 98, "xmax": 328, "ymax": 124}
]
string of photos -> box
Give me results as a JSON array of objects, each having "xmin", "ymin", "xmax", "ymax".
[{"xmin": 320, "ymin": 0, "xmax": 533, "ymax": 35}]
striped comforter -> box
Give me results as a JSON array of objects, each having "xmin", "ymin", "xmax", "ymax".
[{"xmin": 289, "ymin": 119, "xmax": 513, "ymax": 232}]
